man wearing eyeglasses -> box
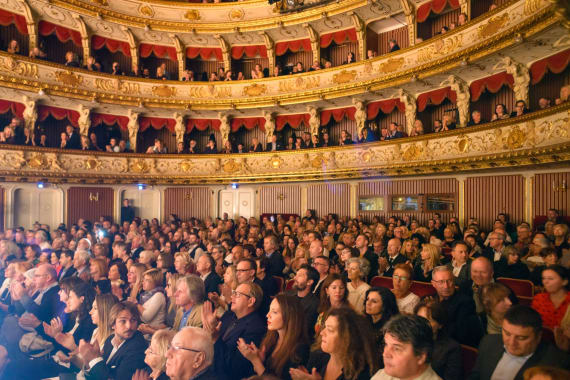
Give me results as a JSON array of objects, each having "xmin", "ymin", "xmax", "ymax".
[
  {"xmin": 201, "ymin": 282, "xmax": 266, "ymax": 380},
  {"xmin": 166, "ymin": 327, "xmax": 217, "ymax": 380}
]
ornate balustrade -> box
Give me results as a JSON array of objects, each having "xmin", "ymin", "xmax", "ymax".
[{"xmin": 0, "ymin": 103, "xmax": 568, "ymax": 184}]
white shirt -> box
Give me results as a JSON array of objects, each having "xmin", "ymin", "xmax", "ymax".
[
  {"xmin": 491, "ymin": 348, "xmax": 533, "ymax": 380},
  {"xmin": 372, "ymin": 365, "xmax": 442, "ymax": 380},
  {"xmin": 396, "ymin": 292, "xmax": 420, "ymax": 314}
]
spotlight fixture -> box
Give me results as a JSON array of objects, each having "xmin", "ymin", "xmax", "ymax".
[
  {"xmin": 38, "ymin": 89, "xmax": 45, "ymax": 96},
  {"xmin": 37, "ymin": 182, "xmax": 45, "ymax": 189},
  {"xmin": 231, "ymin": 183, "xmax": 239, "ymax": 189},
  {"xmin": 137, "ymin": 183, "xmax": 147, "ymax": 190}
]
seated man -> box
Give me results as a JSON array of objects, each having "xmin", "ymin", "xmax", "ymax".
[
  {"xmin": 166, "ymin": 327, "xmax": 217, "ymax": 380},
  {"xmin": 78, "ymin": 301, "xmax": 147, "ymax": 380},
  {"xmin": 469, "ymin": 305, "xmax": 570, "ymax": 379},
  {"xmin": 467, "ymin": 110, "xmax": 485, "ymax": 126}
]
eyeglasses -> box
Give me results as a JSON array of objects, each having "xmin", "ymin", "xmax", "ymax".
[
  {"xmin": 168, "ymin": 344, "xmax": 201, "ymax": 354},
  {"xmin": 432, "ymin": 280, "xmax": 454, "ymax": 285},
  {"xmin": 231, "ymin": 290, "xmax": 251, "ymax": 299},
  {"xmin": 393, "ymin": 275, "xmax": 410, "ymax": 281},
  {"xmin": 236, "ymin": 268, "xmax": 252, "ymax": 272}
]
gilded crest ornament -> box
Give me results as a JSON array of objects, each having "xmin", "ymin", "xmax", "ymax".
[
  {"xmin": 27, "ymin": 153, "xmax": 48, "ymax": 169},
  {"xmin": 138, "ymin": 5, "xmax": 155, "ymax": 17},
  {"xmin": 180, "ymin": 161, "xmax": 193, "ymax": 173},
  {"xmin": 152, "ymin": 85, "xmax": 177, "ymax": 98},
  {"xmin": 332, "ymin": 70, "xmax": 357, "ymax": 84},
  {"xmin": 222, "ymin": 159, "xmax": 240, "ymax": 173},
  {"xmin": 311, "ymin": 154, "xmax": 326, "ymax": 168},
  {"xmin": 402, "ymin": 144, "xmax": 423, "ymax": 161},
  {"xmin": 85, "ymin": 157, "xmax": 101, "ymax": 170},
  {"xmin": 269, "ymin": 155, "xmax": 283, "ymax": 169},
  {"xmin": 377, "ymin": 58, "xmax": 404, "ymax": 74},
  {"xmin": 54, "ymin": 71, "xmax": 83, "ymax": 87},
  {"xmin": 229, "ymin": 8, "xmax": 245, "ymax": 21},
  {"xmin": 184, "ymin": 10, "xmax": 201, "ymax": 21},
  {"xmin": 360, "ymin": 150, "xmax": 372, "ymax": 163},
  {"xmin": 456, "ymin": 135, "xmax": 471, "ymax": 153},
  {"xmin": 477, "ymin": 13, "xmax": 509, "ymax": 39},
  {"xmin": 243, "ymin": 84, "xmax": 267, "ymax": 97},
  {"xmin": 506, "ymin": 125, "xmax": 527, "ymax": 149},
  {"xmin": 130, "ymin": 159, "xmax": 149, "ymax": 173}
]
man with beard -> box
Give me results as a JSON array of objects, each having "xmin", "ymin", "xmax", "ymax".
[{"xmin": 291, "ymin": 264, "xmax": 320, "ymax": 339}]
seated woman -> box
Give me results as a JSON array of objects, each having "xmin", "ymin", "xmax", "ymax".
[
  {"xmin": 555, "ymin": 84, "xmax": 570, "ymax": 105},
  {"xmin": 136, "ymin": 329, "xmax": 176, "ymax": 380},
  {"xmin": 392, "ymin": 264, "xmax": 420, "ymax": 314},
  {"xmin": 126, "ymin": 262, "xmax": 146, "ymax": 302},
  {"xmin": 7, "ymin": 40, "xmax": 19, "ymax": 54},
  {"xmin": 109, "ymin": 260, "xmax": 128, "ymax": 300},
  {"xmin": 238, "ymin": 294, "xmax": 310, "ymax": 380},
  {"xmin": 346, "ymin": 258, "xmax": 371, "ymax": 314},
  {"xmin": 532, "ymin": 265, "xmax": 570, "ymax": 329},
  {"xmin": 410, "ymin": 120, "xmax": 424, "ymax": 136},
  {"xmin": 413, "ymin": 243, "xmax": 441, "ymax": 282},
  {"xmin": 136, "ymin": 269, "xmax": 166, "ymax": 336},
  {"xmin": 314, "ymin": 274, "xmax": 350, "ymax": 337},
  {"xmin": 289, "ymin": 307, "xmax": 379, "ymax": 380},
  {"xmin": 251, "ymin": 64, "xmax": 264, "ymax": 79},
  {"xmin": 338, "ymin": 130, "xmax": 353, "ymax": 146},
  {"xmin": 364, "ymin": 287, "xmax": 399, "ymax": 347},
  {"xmin": 415, "ymin": 300, "xmax": 462, "ymax": 380},
  {"xmin": 478, "ymin": 282, "xmax": 513, "ymax": 335},
  {"xmin": 343, "ymin": 52, "xmax": 356, "ymax": 65},
  {"xmin": 90, "ymin": 257, "xmax": 111, "ymax": 294},
  {"xmin": 221, "ymin": 140, "xmax": 233, "ymax": 154},
  {"xmin": 497, "ymin": 245, "xmax": 530, "ymax": 279},
  {"xmin": 491, "ymin": 103, "xmax": 510, "ymax": 121}
]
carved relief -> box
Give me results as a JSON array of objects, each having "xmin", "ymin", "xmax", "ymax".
[
  {"xmin": 184, "ymin": 10, "xmax": 201, "ymax": 21},
  {"xmin": 242, "ymin": 84, "xmax": 267, "ymax": 97},
  {"xmin": 332, "ymin": 70, "xmax": 357, "ymax": 84},
  {"xmin": 416, "ymin": 35, "xmax": 463, "ymax": 64},
  {"xmin": 26, "ymin": 152, "xmax": 48, "ymax": 169},
  {"xmin": 180, "ymin": 161, "xmax": 193, "ymax": 173},
  {"xmin": 377, "ymin": 58, "xmax": 404, "ymax": 74},
  {"xmin": 269, "ymin": 155, "xmax": 283, "ymax": 169},
  {"xmin": 477, "ymin": 13, "xmax": 510, "ymax": 39},
  {"xmin": 138, "ymin": 5, "xmax": 155, "ymax": 18},
  {"xmin": 188, "ymin": 85, "xmax": 232, "ymax": 98},
  {"xmin": 130, "ymin": 159, "xmax": 150, "ymax": 173},
  {"xmin": 229, "ymin": 8, "xmax": 245, "ymax": 21},
  {"xmin": 54, "ymin": 71, "xmax": 84, "ymax": 87},
  {"xmin": 77, "ymin": 104, "xmax": 91, "ymax": 137},
  {"xmin": 0, "ymin": 56, "xmax": 38, "ymax": 78},
  {"xmin": 152, "ymin": 85, "xmax": 177, "ymax": 98},
  {"xmin": 278, "ymin": 76, "xmax": 320, "ymax": 92},
  {"xmin": 85, "ymin": 157, "xmax": 101, "ymax": 171}
]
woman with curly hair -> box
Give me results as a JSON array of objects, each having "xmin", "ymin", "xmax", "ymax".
[{"xmin": 364, "ymin": 286, "xmax": 400, "ymax": 346}]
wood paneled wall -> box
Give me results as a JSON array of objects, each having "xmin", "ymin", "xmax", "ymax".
[
  {"xmin": 465, "ymin": 175, "xmax": 525, "ymax": 231},
  {"xmin": 139, "ymin": 55, "xmax": 179, "ymax": 79},
  {"xmin": 530, "ymin": 66, "xmax": 570, "ymax": 110},
  {"xmin": 164, "ymin": 187, "xmax": 211, "ymax": 220},
  {"xmin": 231, "ymin": 126, "xmax": 267, "ymax": 150},
  {"xmin": 418, "ymin": 8, "xmax": 461, "ymax": 41},
  {"xmin": 67, "ymin": 187, "xmax": 114, "ymax": 226},
  {"xmin": 1, "ymin": 24, "xmax": 28, "ymax": 56},
  {"xmin": 533, "ymin": 172, "xmax": 570, "ymax": 217},
  {"xmin": 323, "ymin": 41, "xmax": 359, "ymax": 67},
  {"xmin": 326, "ymin": 118, "xmax": 357, "ymax": 144},
  {"xmin": 470, "ymin": 85, "xmax": 516, "ymax": 123},
  {"xmin": 88, "ymin": 123, "xmax": 124, "ymax": 150},
  {"xmin": 139, "ymin": 127, "xmax": 177, "ymax": 153},
  {"xmin": 374, "ymin": 109, "xmax": 407, "ymax": 138},
  {"xmin": 365, "ymin": 30, "xmax": 378, "ymax": 56},
  {"xmin": 276, "ymin": 50, "xmax": 313, "ymax": 74},
  {"xmin": 376, "ymin": 26, "xmax": 409, "ymax": 56},
  {"xmin": 471, "ymin": 0, "xmax": 510, "ymax": 19},
  {"xmin": 93, "ymin": 46, "xmax": 132, "ymax": 75},
  {"xmin": 231, "ymin": 58, "xmax": 269, "ymax": 80},
  {"xmin": 308, "ymin": 183, "xmax": 350, "ymax": 218},
  {"xmin": 259, "ymin": 185, "xmax": 302, "ymax": 215},
  {"xmin": 187, "ymin": 128, "xmax": 222, "ymax": 153},
  {"xmin": 39, "ymin": 34, "xmax": 83, "ymax": 65},
  {"xmin": 358, "ymin": 178, "xmax": 458, "ymax": 224},
  {"xmin": 186, "ymin": 59, "xmax": 223, "ymax": 81}
]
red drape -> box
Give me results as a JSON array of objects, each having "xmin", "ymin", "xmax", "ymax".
[
  {"xmin": 417, "ymin": 0, "xmax": 461, "ymax": 23},
  {"xmin": 38, "ymin": 105, "xmax": 79, "ymax": 126},
  {"xmin": 367, "ymin": 99, "xmax": 405, "ymax": 120},
  {"xmin": 91, "ymin": 35, "xmax": 131, "ymax": 57},
  {"xmin": 275, "ymin": 114, "xmax": 310, "ymax": 130},
  {"xmin": 469, "ymin": 72, "xmax": 514, "ymax": 102},
  {"xmin": 416, "ymin": 87, "xmax": 457, "ymax": 112},
  {"xmin": 140, "ymin": 43, "xmax": 178, "ymax": 60},
  {"xmin": 186, "ymin": 118, "xmax": 221, "ymax": 132},
  {"xmin": 139, "ymin": 117, "xmax": 175, "ymax": 132},
  {"xmin": 275, "ymin": 39, "xmax": 312, "ymax": 56},
  {"xmin": 231, "ymin": 45, "xmax": 268, "ymax": 60},
  {"xmin": 0, "ymin": 9, "xmax": 28, "ymax": 35},
  {"xmin": 530, "ymin": 49, "xmax": 570, "ymax": 84},
  {"xmin": 91, "ymin": 113, "xmax": 129, "ymax": 130},
  {"xmin": 320, "ymin": 28, "xmax": 358, "ymax": 48},
  {"xmin": 230, "ymin": 117, "xmax": 266, "ymax": 132},
  {"xmin": 320, "ymin": 107, "xmax": 356, "ymax": 126},
  {"xmin": 186, "ymin": 47, "xmax": 223, "ymax": 61},
  {"xmin": 0, "ymin": 99, "xmax": 25, "ymax": 117},
  {"xmin": 38, "ymin": 21, "xmax": 82, "ymax": 47}
]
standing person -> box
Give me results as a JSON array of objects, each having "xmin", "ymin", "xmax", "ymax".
[{"xmin": 121, "ymin": 199, "xmax": 135, "ymax": 224}]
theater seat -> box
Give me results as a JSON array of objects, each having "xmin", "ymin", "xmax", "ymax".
[
  {"xmin": 370, "ymin": 276, "xmax": 393, "ymax": 289},
  {"xmin": 273, "ymin": 275, "xmax": 284, "ymax": 292},
  {"xmin": 410, "ymin": 281, "xmax": 434, "ymax": 298},
  {"xmin": 497, "ymin": 277, "xmax": 534, "ymax": 298},
  {"xmin": 285, "ymin": 279, "xmax": 295, "ymax": 291},
  {"xmin": 460, "ymin": 344, "xmax": 478, "ymax": 378}
]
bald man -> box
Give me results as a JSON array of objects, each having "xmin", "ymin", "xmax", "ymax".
[{"xmin": 166, "ymin": 327, "xmax": 217, "ymax": 380}]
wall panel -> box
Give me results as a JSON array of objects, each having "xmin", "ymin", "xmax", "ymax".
[
  {"xmin": 533, "ymin": 172, "xmax": 570, "ymax": 217},
  {"xmin": 164, "ymin": 187, "xmax": 211, "ymax": 220},
  {"xmin": 307, "ymin": 183, "xmax": 350, "ymax": 218},
  {"xmin": 186, "ymin": 59, "xmax": 222, "ymax": 81},
  {"xmin": 13, "ymin": 187, "xmax": 62, "ymax": 229},
  {"xmin": 276, "ymin": 50, "xmax": 313, "ymax": 74},
  {"xmin": 377, "ymin": 26, "xmax": 409, "ymax": 56},
  {"xmin": 358, "ymin": 178, "xmax": 458, "ymax": 225},
  {"xmin": 121, "ymin": 188, "xmax": 160, "ymax": 221},
  {"xmin": 465, "ymin": 175, "xmax": 524, "ymax": 231},
  {"xmin": 323, "ymin": 41, "xmax": 359, "ymax": 67},
  {"xmin": 231, "ymin": 58, "xmax": 269, "ymax": 80},
  {"xmin": 67, "ymin": 187, "xmax": 114, "ymax": 226},
  {"xmin": 259, "ymin": 185, "xmax": 301, "ymax": 215}
]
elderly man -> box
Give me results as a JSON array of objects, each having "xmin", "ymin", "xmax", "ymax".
[
  {"xmin": 73, "ymin": 249, "xmax": 91, "ymax": 282},
  {"xmin": 166, "ymin": 327, "xmax": 217, "ymax": 380},
  {"xmin": 196, "ymin": 254, "xmax": 222, "ymax": 295},
  {"xmin": 378, "ymin": 238, "xmax": 407, "ymax": 277},
  {"xmin": 201, "ymin": 282, "xmax": 266, "ymax": 380},
  {"xmin": 372, "ymin": 315, "xmax": 441, "ymax": 380},
  {"xmin": 469, "ymin": 305, "xmax": 570, "ymax": 380},
  {"xmin": 263, "ymin": 234, "xmax": 285, "ymax": 277},
  {"xmin": 174, "ymin": 275, "xmax": 205, "ymax": 330}
]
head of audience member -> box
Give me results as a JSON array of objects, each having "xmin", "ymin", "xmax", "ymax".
[
  {"xmin": 312, "ymin": 255, "xmax": 330, "ymax": 280},
  {"xmin": 166, "ymin": 327, "xmax": 214, "ymax": 380},
  {"xmin": 235, "ymin": 258, "xmax": 256, "ymax": 284},
  {"xmin": 73, "ymin": 250, "xmax": 90, "ymax": 271},
  {"xmin": 471, "ymin": 257, "xmax": 494, "ymax": 287},
  {"xmin": 364, "ymin": 286, "xmax": 399, "ymax": 326},
  {"xmin": 387, "ymin": 238, "xmax": 402, "ymax": 259},
  {"xmin": 479, "ymin": 282, "xmax": 513, "ymax": 326},
  {"xmin": 502, "ymin": 305, "xmax": 543, "ymax": 357},
  {"xmin": 144, "ymin": 329, "xmax": 176, "ymax": 379},
  {"xmin": 415, "ymin": 300, "xmax": 449, "ymax": 340},
  {"xmin": 523, "ymin": 366, "xmax": 570, "ymax": 380},
  {"xmin": 319, "ymin": 273, "xmax": 348, "ymax": 312},
  {"xmin": 458, "ymin": 12, "xmax": 467, "ymax": 25},
  {"xmin": 175, "ymin": 275, "xmax": 205, "ymax": 311},
  {"xmin": 538, "ymin": 97, "xmax": 551, "ymax": 109},
  {"xmin": 381, "ymin": 314, "xmax": 434, "ymax": 379},
  {"xmin": 231, "ymin": 282, "xmax": 262, "ymax": 318},
  {"xmin": 294, "ymin": 264, "xmax": 319, "ymax": 294},
  {"xmin": 110, "ymin": 301, "xmax": 141, "ymax": 343},
  {"xmin": 392, "ymin": 264, "xmax": 414, "ymax": 298},
  {"xmin": 431, "ymin": 265, "xmax": 455, "ymax": 300},
  {"xmin": 542, "ymin": 265, "xmax": 569, "ymax": 295}
]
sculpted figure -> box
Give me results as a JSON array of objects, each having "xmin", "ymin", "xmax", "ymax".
[
  {"xmin": 264, "ymin": 112, "xmax": 275, "ymax": 142},
  {"xmin": 174, "ymin": 113, "xmax": 185, "ymax": 144},
  {"xmin": 441, "ymin": 75, "xmax": 470, "ymax": 127},
  {"xmin": 496, "ymin": 56, "xmax": 530, "ymax": 104},
  {"xmin": 219, "ymin": 112, "xmax": 230, "ymax": 145},
  {"xmin": 353, "ymin": 100, "xmax": 367, "ymax": 134},
  {"xmin": 22, "ymin": 95, "xmax": 37, "ymax": 134},
  {"xmin": 399, "ymin": 89, "xmax": 417, "ymax": 136},
  {"xmin": 308, "ymin": 106, "xmax": 320, "ymax": 137},
  {"xmin": 127, "ymin": 109, "xmax": 140, "ymax": 152},
  {"xmin": 77, "ymin": 104, "xmax": 91, "ymax": 137}
]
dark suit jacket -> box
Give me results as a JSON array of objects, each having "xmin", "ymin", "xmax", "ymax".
[
  {"xmin": 67, "ymin": 132, "xmax": 81, "ymax": 150},
  {"xmin": 468, "ymin": 335, "xmax": 570, "ymax": 380},
  {"xmin": 438, "ymin": 291, "xmax": 483, "ymax": 347},
  {"xmin": 384, "ymin": 131, "xmax": 405, "ymax": 140},
  {"xmin": 86, "ymin": 331, "xmax": 148, "ymax": 380},
  {"xmin": 454, "ymin": 261, "xmax": 471, "ymax": 288},
  {"xmin": 250, "ymin": 144, "xmax": 263, "ymax": 152},
  {"xmin": 381, "ymin": 253, "xmax": 407, "ymax": 277},
  {"xmin": 203, "ymin": 272, "xmax": 223, "ymax": 295},
  {"xmin": 265, "ymin": 142, "xmax": 283, "ymax": 151},
  {"xmin": 58, "ymin": 265, "xmax": 77, "ymax": 281},
  {"xmin": 214, "ymin": 310, "xmax": 267, "ymax": 380},
  {"xmin": 266, "ymin": 250, "xmax": 286, "ymax": 278},
  {"xmin": 17, "ymin": 284, "xmax": 64, "ymax": 323}
]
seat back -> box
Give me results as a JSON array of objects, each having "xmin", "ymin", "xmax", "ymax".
[
  {"xmin": 497, "ymin": 277, "xmax": 534, "ymax": 298},
  {"xmin": 272, "ymin": 276, "xmax": 284, "ymax": 293},
  {"xmin": 541, "ymin": 327, "xmax": 555, "ymax": 344},
  {"xmin": 410, "ymin": 281, "xmax": 434, "ymax": 298},
  {"xmin": 370, "ymin": 276, "xmax": 393, "ymax": 289},
  {"xmin": 460, "ymin": 344, "xmax": 478, "ymax": 378},
  {"xmin": 285, "ymin": 279, "xmax": 295, "ymax": 291}
]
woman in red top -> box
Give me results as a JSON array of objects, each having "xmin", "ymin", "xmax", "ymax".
[{"xmin": 532, "ymin": 265, "xmax": 570, "ymax": 329}]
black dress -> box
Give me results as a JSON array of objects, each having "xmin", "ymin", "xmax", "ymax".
[
  {"xmin": 306, "ymin": 350, "xmax": 372, "ymax": 380},
  {"xmin": 263, "ymin": 343, "xmax": 310, "ymax": 380}
]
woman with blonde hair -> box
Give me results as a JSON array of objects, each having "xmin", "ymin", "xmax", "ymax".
[
  {"xmin": 478, "ymin": 282, "xmax": 513, "ymax": 334},
  {"xmin": 127, "ymin": 262, "xmax": 146, "ymax": 302},
  {"xmin": 413, "ymin": 243, "xmax": 441, "ymax": 282},
  {"xmin": 174, "ymin": 251, "xmax": 193, "ymax": 275},
  {"xmin": 135, "ymin": 329, "xmax": 176, "ymax": 380},
  {"xmin": 401, "ymin": 239, "xmax": 419, "ymax": 262}
]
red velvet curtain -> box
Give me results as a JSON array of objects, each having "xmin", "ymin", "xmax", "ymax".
[
  {"xmin": 186, "ymin": 47, "xmax": 223, "ymax": 61},
  {"xmin": 530, "ymin": 49, "xmax": 570, "ymax": 84},
  {"xmin": 416, "ymin": 87, "xmax": 457, "ymax": 112},
  {"xmin": 38, "ymin": 105, "xmax": 79, "ymax": 126},
  {"xmin": 470, "ymin": 72, "xmax": 514, "ymax": 101},
  {"xmin": 139, "ymin": 117, "xmax": 175, "ymax": 132},
  {"xmin": 320, "ymin": 29, "xmax": 358, "ymax": 48},
  {"xmin": 0, "ymin": 99, "xmax": 25, "ymax": 117},
  {"xmin": 186, "ymin": 118, "xmax": 221, "ymax": 132},
  {"xmin": 231, "ymin": 45, "xmax": 268, "ymax": 60},
  {"xmin": 275, "ymin": 114, "xmax": 310, "ymax": 130},
  {"xmin": 140, "ymin": 43, "xmax": 178, "ymax": 61},
  {"xmin": 320, "ymin": 107, "xmax": 356, "ymax": 126},
  {"xmin": 367, "ymin": 99, "xmax": 405, "ymax": 120},
  {"xmin": 91, "ymin": 113, "xmax": 129, "ymax": 130},
  {"xmin": 38, "ymin": 21, "xmax": 82, "ymax": 47},
  {"xmin": 417, "ymin": 0, "xmax": 461, "ymax": 23},
  {"xmin": 275, "ymin": 39, "xmax": 312, "ymax": 56},
  {"xmin": 230, "ymin": 117, "xmax": 266, "ymax": 132},
  {"xmin": 91, "ymin": 35, "xmax": 131, "ymax": 57},
  {"xmin": 0, "ymin": 9, "xmax": 28, "ymax": 35}
]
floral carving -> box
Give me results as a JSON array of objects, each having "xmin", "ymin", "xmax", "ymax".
[
  {"xmin": 184, "ymin": 10, "xmax": 201, "ymax": 21},
  {"xmin": 332, "ymin": 70, "xmax": 357, "ymax": 84},
  {"xmin": 138, "ymin": 5, "xmax": 155, "ymax": 18},
  {"xmin": 377, "ymin": 58, "xmax": 405, "ymax": 74},
  {"xmin": 477, "ymin": 13, "xmax": 510, "ymax": 39},
  {"xmin": 54, "ymin": 71, "xmax": 83, "ymax": 87},
  {"xmin": 242, "ymin": 84, "xmax": 267, "ymax": 97},
  {"xmin": 152, "ymin": 85, "xmax": 177, "ymax": 98}
]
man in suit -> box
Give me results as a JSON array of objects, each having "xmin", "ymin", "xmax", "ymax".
[
  {"xmin": 378, "ymin": 238, "xmax": 408, "ymax": 277},
  {"xmin": 263, "ymin": 234, "xmax": 285, "ymax": 278},
  {"xmin": 254, "ymin": 257, "xmax": 278, "ymax": 316},
  {"xmin": 166, "ymin": 327, "xmax": 218, "ymax": 380},
  {"xmin": 451, "ymin": 241, "xmax": 471, "ymax": 288},
  {"xmin": 73, "ymin": 249, "xmax": 91, "ymax": 282},
  {"xmin": 201, "ymin": 282, "xmax": 266, "ymax": 380},
  {"xmin": 469, "ymin": 305, "xmax": 570, "ymax": 379},
  {"xmin": 197, "ymin": 254, "xmax": 222, "ymax": 296},
  {"xmin": 312, "ymin": 256, "xmax": 330, "ymax": 296},
  {"xmin": 383, "ymin": 122, "xmax": 405, "ymax": 140},
  {"xmin": 265, "ymin": 134, "xmax": 282, "ymax": 152},
  {"xmin": 66, "ymin": 125, "xmax": 81, "ymax": 150},
  {"xmin": 120, "ymin": 199, "xmax": 135, "ymax": 224},
  {"xmin": 58, "ymin": 249, "xmax": 77, "ymax": 281},
  {"xmin": 78, "ymin": 301, "xmax": 147, "ymax": 380},
  {"xmin": 355, "ymin": 233, "xmax": 379, "ymax": 281}
]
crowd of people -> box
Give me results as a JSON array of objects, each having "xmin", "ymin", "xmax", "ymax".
[{"xmin": 0, "ymin": 206, "xmax": 568, "ymax": 379}]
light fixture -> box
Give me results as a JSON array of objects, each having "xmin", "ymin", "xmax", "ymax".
[
  {"xmin": 38, "ymin": 89, "xmax": 45, "ymax": 96},
  {"xmin": 37, "ymin": 182, "xmax": 45, "ymax": 189},
  {"xmin": 137, "ymin": 183, "xmax": 147, "ymax": 190},
  {"xmin": 144, "ymin": 25, "xmax": 150, "ymax": 32},
  {"xmin": 231, "ymin": 183, "xmax": 239, "ymax": 189}
]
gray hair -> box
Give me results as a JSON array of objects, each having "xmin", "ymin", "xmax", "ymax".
[
  {"xmin": 181, "ymin": 327, "xmax": 214, "ymax": 366},
  {"xmin": 75, "ymin": 249, "xmax": 90, "ymax": 265},
  {"xmin": 182, "ymin": 275, "xmax": 206, "ymax": 304},
  {"xmin": 432, "ymin": 264, "xmax": 453, "ymax": 277},
  {"xmin": 212, "ymin": 245, "xmax": 226, "ymax": 256},
  {"xmin": 346, "ymin": 257, "xmax": 370, "ymax": 278}
]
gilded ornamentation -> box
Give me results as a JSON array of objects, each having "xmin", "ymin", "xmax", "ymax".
[
  {"xmin": 416, "ymin": 35, "xmax": 463, "ymax": 64},
  {"xmin": 120, "ymin": 81, "xmax": 141, "ymax": 96},
  {"xmin": 85, "ymin": 157, "xmax": 101, "ymax": 170},
  {"xmin": 91, "ymin": 0, "xmax": 108, "ymax": 5},
  {"xmin": 311, "ymin": 154, "xmax": 326, "ymax": 169},
  {"xmin": 229, "ymin": 8, "xmax": 245, "ymax": 21},
  {"xmin": 54, "ymin": 71, "xmax": 83, "ymax": 87},
  {"xmin": 363, "ymin": 62, "xmax": 373, "ymax": 74},
  {"xmin": 332, "ymin": 70, "xmax": 357, "ymax": 84},
  {"xmin": 456, "ymin": 135, "xmax": 471, "ymax": 153},
  {"xmin": 46, "ymin": 153, "xmax": 65, "ymax": 172},
  {"xmin": 26, "ymin": 153, "xmax": 48, "ymax": 169},
  {"xmin": 506, "ymin": 125, "xmax": 527, "ymax": 150},
  {"xmin": 524, "ymin": 0, "xmax": 544, "ymax": 16},
  {"xmin": 138, "ymin": 5, "xmax": 155, "ymax": 18},
  {"xmin": 269, "ymin": 155, "xmax": 283, "ymax": 169},
  {"xmin": 130, "ymin": 159, "xmax": 149, "ymax": 173},
  {"xmin": 477, "ymin": 13, "xmax": 510, "ymax": 39},
  {"xmin": 402, "ymin": 144, "xmax": 423, "ymax": 161},
  {"xmin": 360, "ymin": 150, "xmax": 372, "ymax": 163},
  {"xmin": 222, "ymin": 159, "xmax": 240, "ymax": 173},
  {"xmin": 184, "ymin": 10, "xmax": 201, "ymax": 21},
  {"xmin": 188, "ymin": 85, "xmax": 232, "ymax": 98},
  {"xmin": 278, "ymin": 76, "xmax": 320, "ymax": 92},
  {"xmin": 0, "ymin": 56, "xmax": 38, "ymax": 78},
  {"xmin": 377, "ymin": 58, "xmax": 405, "ymax": 74},
  {"xmin": 95, "ymin": 78, "xmax": 115, "ymax": 92},
  {"xmin": 180, "ymin": 161, "xmax": 193, "ymax": 173},
  {"xmin": 152, "ymin": 85, "xmax": 177, "ymax": 98},
  {"xmin": 243, "ymin": 84, "xmax": 267, "ymax": 97}
]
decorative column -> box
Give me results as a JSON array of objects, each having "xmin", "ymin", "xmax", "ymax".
[
  {"xmin": 523, "ymin": 174, "xmax": 534, "ymax": 226},
  {"xmin": 77, "ymin": 104, "xmax": 91, "ymax": 137},
  {"xmin": 174, "ymin": 112, "xmax": 185, "ymax": 145},
  {"xmin": 458, "ymin": 0, "xmax": 470, "ymax": 20},
  {"xmin": 353, "ymin": 99, "xmax": 367, "ymax": 135},
  {"xmin": 73, "ymin": 15, "xmax": 90, "ymax": 61},
  {"xmin": 264, "ymin": 112, "xmax": 275, "ymax": 143},
  {"xmin": 304, "ymin": 24, "xmax": 320, "ymax": 64},
  {"xmin": 127, "ymin": 109, "xmax": 140, "ymax": 152},
  {"xmin": 504, "ymin": 57, "xmax": 531, "ymax": 104},
  {"xmin": 19, "ymin": 0, "xmax": 37, "ymax": 50},
  {"xmin": 218, "ymin": 112, "xmax": 230, "ymax": 146},
  {"xmin": 22, "ymin": 95, "xmax": 37, "ymax": 141},
  {"xmin": 398, "ymin": 89, "xmax": 417, "ymax": 136},
  {"xmin": 349, "ymin": 182, "xmax": 358, "ymax": 219},
  {"xmin": 122, "ymin": 27, "xmax": 138, "ymax": 73},
  {"xmin": 400, "ymin": 0, "xmax": 416, "ymax": 46},
  {"xmin": 457, "ymin": 176, "xmax": 466, "ymax": 229},
  {"xmin": 170, "ymin": 35, "xmax": 185, "ymax": 80},
  {"xmin": 350, "ymin": 13, "xmax": 366, "ymax": 61},
  {"xmin": 260, "ymin": 32, "xmax": 275, "ymax": 75},
  {"xmin": 307, "ymin": 106, "xmax": 320, "ymax": 137},
  {"xmin": 442, "ymin": 75, "xmax": 470, "ymax": 127},
  {"xmin": 215, "ymin": 35, "xmax": 231, "ymax": 72}
]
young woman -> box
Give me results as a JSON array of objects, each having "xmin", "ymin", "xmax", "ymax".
[
  {"xmin": 251, "ymin": 64, "xmax": 264, "ymax": 79},
  {"xmin": 364, "ymin": 287, "xmax": 399, "ymax": 347},
  {"xmin": 127, "ymin": 262, "xmax": 146, "ymax": 302},
  {"xmin": 238, "ymin": 294, "xmax": 310, "ymax": 380},
  {"xmin": 532, "ymin": 265, "xmax": 570, "ymax": 329},
  {"xmin": 413, "ymin": 243, "xmax": 441, "ymax": 282},
  {"xmin": 108, "ymin": 261, "xmax": 128, "ymax": 300},
  {"xmin": 314, "ymin": 274, "xmax": 350, "ymax": 336},
  {"xmin": 90, "ymin": 257, "xmax": 111, "ymax": 294},
  {"xmin": 491, "ymin": 103, "xmax": 510, "ymax": 121}
]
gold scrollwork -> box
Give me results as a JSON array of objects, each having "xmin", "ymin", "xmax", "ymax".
[
  {"xmin": 184, "ymin": 10, "xmax": 201, "ymax": 21},
  {"xmin": 456, "ymin": 135, "xmax": 471, "ymax": 153},
  {"xmin": 416, "ymin": 35, "xmax": 463, "ymax": 64},
  {"xmin": 180, "ymin": 161, "xmax": 193, "ymax": 173},
  {"xmin": 524, "ymin": 0, "xmax": 544, "ymax": 16},
  {"xmin": 360, "ymin": 150, "xmax": 372, "ymax": 163},
  {"xmin": 27, "ymin": 153, "xmax": 48, "ymax": 169},
  {"xmin": 54, "ymin": 71, "xmax": 84, "ymax": 87},
  {"xmin": 138, "ymin": 5, "xmax": 155, "ymax": 18},
  {"xmin": 243, "ymin": 83, "xmax": 267, "ymax": 97},
  {"xmin": 477, "ymin": 13, "xmax": 510, "ymax": 39},
  {"xmin": 130, "ymin": 159, "xmax": 149, "ymax": 173},
  {"xmin": 0, "ymin": 56, "xmax": 38, "ymax": 78},
  {"xmin": 377, "ymin": 58, "xmax": 405, "ymax": 74},
  {"xmin": 95, "ymin": 78, "xmax": 116, "ymax": 92},
  {"xmin": 152, "ymin": 85, "xmax": 177, "ymax": 98},
  {"xmin": 85, "ymin": 157, "xmax": 101, "ymax": 170},
  {"xmin": 188, "ymin": 85, "xmax": 231, "ymax": 98},
  {"xmin": 332, "ymin": 70, "xmax": 357, "ymax": 84},
  {"xmin": 91, "ymin": 0, "xmax": 108, "ymax": 5},
  {"xmin": 402, "ymin": 144, "xmax": 424, "ymax": 161},
  {"xmin": 119, "ymin": 81, "xmax": 141, "ymax": 96},
  {"xmin": 229, "ymin": 8, "xmax": 245, "ymax": 21},
  {"xmin": 278, "ymin": 76, "xmax": 320, "ymax": 92},
  {"xmin": 269, "ymin": 155, "xmax": 283, "ymax": 169},
  {"xmin": 311, "ymin": 154, "xmax": 326, "ymax": 168},
  {"xmin": 222, "ymin": 159, "xmax": 240, "ymax": 173},
  {"xmin": 506, "ymin": 125, "xmax": 527, "ymax": 149}
]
